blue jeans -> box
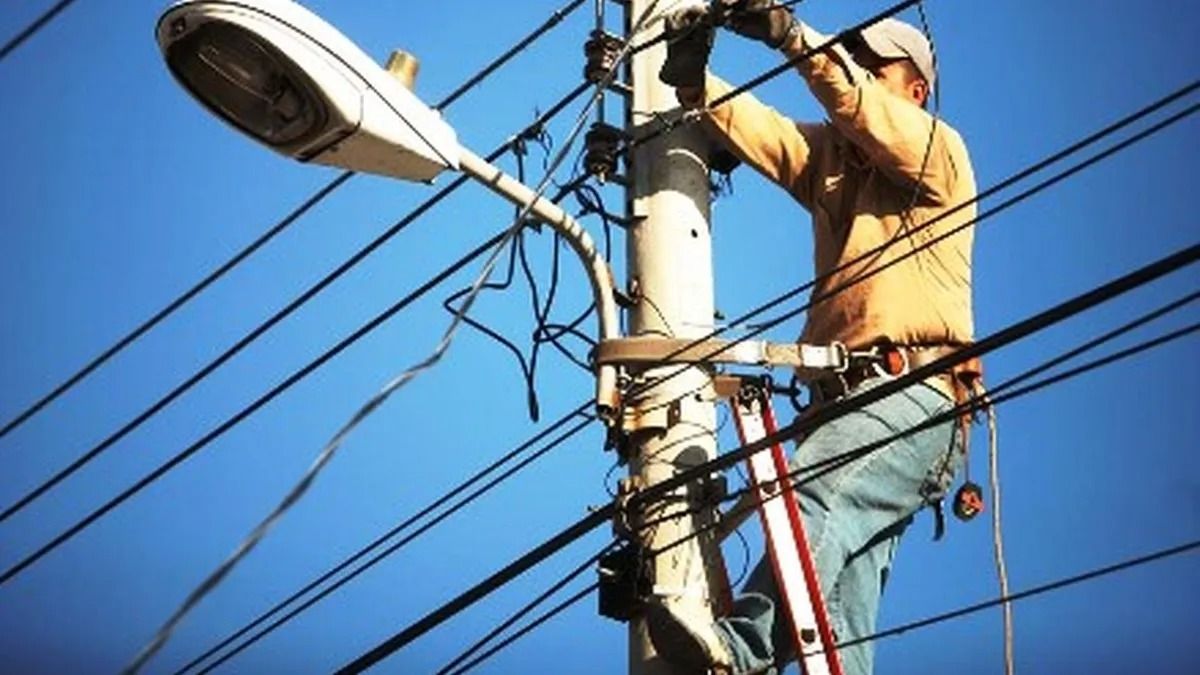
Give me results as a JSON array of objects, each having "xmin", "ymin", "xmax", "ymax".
[{"xmin": 716, "ymin": 376, "xmax": 962, "ymax": 675}]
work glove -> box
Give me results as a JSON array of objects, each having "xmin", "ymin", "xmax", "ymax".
[
  {"xmin": 659, "ymin": 6, "xmax": 713, "ymax": 88},
  {"xmin": 716, "ymin": 0, "xmax": 798, "ymax": 50}
]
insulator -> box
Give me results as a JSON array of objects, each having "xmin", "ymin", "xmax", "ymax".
[
  {"xmin": 583, "ymin": 30, "xmax": 624, "ymax": 84},
  {"xmin": 584, "ymin": 122, "xmax": 624, "ymax": 181}
]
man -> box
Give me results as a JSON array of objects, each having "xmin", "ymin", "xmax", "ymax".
[{"xmin": 647, "ymin": 2, "xmax": 979, "ymax": 674}]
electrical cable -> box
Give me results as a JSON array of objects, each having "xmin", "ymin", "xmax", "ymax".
[
  {"xmin": 835, "ymin": 538, "xmax": 1200, "ymax": 650},
  {"xmin": 157, "ymin": 26, "xmax": 1196, "ymax": 673},
  {"xmin": 436, "ymin": 0, "xmax": 588, "ymax": 110},
  {"xmin": 324, "ymin": 73, "xmax": 1200, "ymax": 671},
  {"xmin": 0, "ymin": 0, "xmax": 590, "ymax": 443},
  {"xmin": 332, "ymin": 242, "xmax": 1198, "ymax": 672},
  {"xmin": 0, "ymin": 0, "xmax": 79, "ymax": 63},
  {"xmin": 0, "ymin": 84, "xmax": 592, "ymax": 586},
  {"xmin": 332, "ymin": 3, "xmax": 670, "ymax": 669},
  {"xmin": 643, "ymin": 296, "xmax": 1200, "ymax": 540},
  {"xmin": 327, "ymin": 32, "xmax": 1198, "ymax": 675},
  {"xmin": 179, "ymin": 413, "xmax": 595, "ymax": 675},
  {"xmin": 450, "ymin": 582, "xmax": 601, "ymax": 675},
  {"xmin": 446, "ymin": 307, "xmax": 1200, "ymax": 675},
  {"xmin": 125, "ymin": 3, "xmax": 648, "ymax": 668},
  {"xmin": 0, "ymin": 171, "xmax": 352, "ymax": 443},
  {"xmin": 435, "ymin": 542, "xmax": 616, "ymax": 675}
]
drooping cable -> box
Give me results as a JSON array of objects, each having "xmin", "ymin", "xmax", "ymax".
[
  {"xmin": 0, "ymin": 0, "xmax": 590, "ymax": 443},
  {"xmin": 332, "ymin": 3, "xmax": 669, "ymax": 670},
  {"xmin": 836, "ymin": 538, "xmax": 1200, "ymax": 650},
  {"xmin": 331, "ymin": 242, "xmax": 1198, "ymax": 671},
  {"xmin": 166, "ymin": 34, "xmax": 1195, "ymax": 673},
  {"xmin": 435, "ymin": 542, "xmax": 616, "ymax": 675},
  {"xmin": 320, "ymin": 78, "xmax": 1199, "ymax": 668},
  {"xmin": 643, "ymin": 293, "xmax": 1200, "ymax": 541},
  {"xmin": 124, "ymin": 3, "xmax": 644, "ymax": 667},
  {"xmin": 0, "ymin": 84, "xmax": 592, "ymax": 587},
  {"xmin": 327, "ymin": 55, "xmax": 1198, "ymax": 675},
  {"xmin": 0, "ymin": 170, "xmax": 351, "ymax": 443},
  {"xmin": 0, "ymin": 0, "xmax": 79, "ymax": 63},
  {"xmin": 450, "ymin": 582, "xmax": 601, "ymax": 675},
  {"xmin": 180, "ymin": 413, "xmax": 595, "ymax": 675}
]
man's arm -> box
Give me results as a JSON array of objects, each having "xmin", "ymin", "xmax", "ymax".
[
  {"xmin": 681, "ymin": 75, "xmax": 822, "ymax": 206},
  {"xmin": 781, "ymin": 24, "xmax": 961, "ymax": 203}
]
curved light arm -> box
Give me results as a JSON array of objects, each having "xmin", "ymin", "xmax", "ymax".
[{"xmin": 458, "ymin": 149, "xmax": 621, "ymax": 421}]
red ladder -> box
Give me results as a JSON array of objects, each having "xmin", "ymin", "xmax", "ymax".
[{"xmin": 729, "ymin": 379, "xmax": 843, "ymax": 675}]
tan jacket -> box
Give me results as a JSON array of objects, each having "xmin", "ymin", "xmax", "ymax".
[{"xmin": 699, "ymin": 27, "xmax": 977, "ymax": 351}]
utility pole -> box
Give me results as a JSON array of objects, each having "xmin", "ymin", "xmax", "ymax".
[{"xmin": 623, "ymin": 1, "xmax": 723, "ymax": 672}]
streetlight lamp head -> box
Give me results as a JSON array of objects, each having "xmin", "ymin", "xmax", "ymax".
[{"xmin": 156, "ymin": 0, "xmax": 459, "ymax": 182}]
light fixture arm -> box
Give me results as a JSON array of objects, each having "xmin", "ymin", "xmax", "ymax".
[{"xmin": 457, "ymin": 149, "xmax": 621, "ymax": 421}]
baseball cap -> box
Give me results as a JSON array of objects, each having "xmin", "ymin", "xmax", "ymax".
[{"xmin": 855, "ymin": 18, "xmax": 936, "ymax": 90}]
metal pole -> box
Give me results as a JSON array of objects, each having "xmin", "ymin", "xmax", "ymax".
[{"xmin": 624, "ymin": 1, "xmax": 722, "ymax": 673}]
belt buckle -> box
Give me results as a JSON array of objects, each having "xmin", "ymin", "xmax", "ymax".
[{"xmin": 871, "ymin": 344, "xmax": 910, "ymax": 379}]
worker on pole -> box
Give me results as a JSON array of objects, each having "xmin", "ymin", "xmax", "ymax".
[{"xmin": 646, "ymin": 2, "xmax": 980, "ymax": 674}]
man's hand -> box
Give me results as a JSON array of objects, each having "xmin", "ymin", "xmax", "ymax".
[
  {"xmin": 717, "ymin": 0, "xmax": 798, "ymax": 50},
  {"xmin": 659, "ymin": 6, "xmax": 714, "ymax": 88}
]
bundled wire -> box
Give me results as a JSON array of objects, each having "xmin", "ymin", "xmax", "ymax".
[
  {"xmin": 188, "ymin": 65, "xmax": 1198, "ymax": 674},
  {"xmin": 331, "ymin": 240, "xmax": 1198, "ymax": 671},
  {"xmin": 124, "ymin": 0, "xmax": 651, "ymax": 668},
  {"xmin": 0, "ymin": 0, "xmax": 590, "ymax": 443},
  {"xmin": 0, "ymin": 82, "xmax": 593, "ymax": 587}
]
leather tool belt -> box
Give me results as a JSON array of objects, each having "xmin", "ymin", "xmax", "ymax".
[{"xmin": 808, "ymin": 342, "xmax": 983, "ymax": 409}]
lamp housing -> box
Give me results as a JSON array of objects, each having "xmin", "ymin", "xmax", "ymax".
[{"xmin": 156, "ymin": 0, "xmax": 459, "ymax": 182}]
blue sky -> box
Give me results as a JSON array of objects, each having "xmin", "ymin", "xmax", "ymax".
[{"xmin": 0, "ymin": 1, "xmax": 1197, "ymax": 673}]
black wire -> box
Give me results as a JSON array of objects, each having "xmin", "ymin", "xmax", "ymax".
[
  {"xmin": 157, "ymin": 22, "xmax": 1190, "ymax": 667},
  {"xmin": 0, "ymin": 0, "xmax": 79, "ymax": 63},
  {"xmin": 614, "ymin": 96, "xmax": 1200, "ymax": 414},
  {"xmin": 444, "ymin": 315, "xmax": 1200, "ymax": 675},
  {"xmin": 178, "ymin": 414, "xmax": 595, "ymax": 675},
  {"xmin": 0, "ymin": 0, "xmax": 589, "ymax": 443},
  {"xmin": 449, "ymin": 582, "xmax": 601, "ymax": 675},
  {"xmin": 836, "ymin": 538, "xmax": 1200, "ymax": 650},
  {"xmin": 330, "ymin": 240, "xmax": 1198, "ymax": 672},
  {"xmin": 435, "ymin": 543, "xmax": 616, "ymax": 675},
  {"xmin": 435, "ymin": 0, "xmax": 589, "ymax": 110},
  {"xmin": 0, "ymin": 171, "xmax": 354, "ymax": 443},
  {"xmin": 0, "ymin": 83, "xmax": 594, "ymax": 586},
  {"xmin": 328, "ymin": 50, "xmax": 1198, "ymax": 675},
  {"xmin": 643, "ymin": 306, "xmax": 1200, "ymax": 545}
]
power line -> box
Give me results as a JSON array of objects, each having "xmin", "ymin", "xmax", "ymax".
[
  {"xmin": 439, "ymin": 306, "xmax": 1200, "ymax": 674},
  {"xmin": 450, "ymin": 582, "xmax": 601, "ymax": 675},
  {"xmin": 837, "ymin": 538, "xmax": 1200, "ymax": 650},
  {"xmin": 436, "ymin": 543, "xmax": 615, "ymax": 675},
  {"xmin": 436, "ymin": 0, "xmax": 588, "ymax": 110},
  {"xmin": 0, "ymin": 170, "xmax": 351, "ymax": 442},
  {"xmin": 125, "ymin": 2, "xmax": 646, "ymax": 668},
  {"xmin": 332, "ymin": 242, "xmax": 1197, "ymax": 672},
  {"xmin": 0, "ymin": 0, "xmax": 79, "ymax": 63},
  {"xmin": 644, "ymin": 306, "xmax": 1200, "ymax": 548},
  {"xmin": 314, "ymin": 68, "xmax": 1195, "ymax": 667},
  {"xmin": 0, "ymin": 0, "xmax": 590, "ymax": 443},
  {"xmin": 177, "ymin": 412, "xmax": 594, "ymax": 675},
  {"xmin": 119, "ymin": 18, "xmax": 1190, "ymax": 662},
  {"xmin": 0, "ymin": 82, "xmax": 590, "ymax": 575}
]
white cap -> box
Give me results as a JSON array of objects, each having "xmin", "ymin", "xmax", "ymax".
[{"xmin": 858, "ymin": 18, "xmax": 936, "ymax": 90}]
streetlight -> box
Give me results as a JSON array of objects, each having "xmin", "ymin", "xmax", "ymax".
[{"xmin": 156, "ymin": 0, "xmax": 621, "ymax": 418}]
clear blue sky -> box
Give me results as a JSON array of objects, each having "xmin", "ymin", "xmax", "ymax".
[{"xmin": 1, "ymin": 1, "xmax": 1197, "ymax": 673}]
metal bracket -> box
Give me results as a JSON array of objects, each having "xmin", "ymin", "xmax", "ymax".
[{"xmin": 596, "ymin": 336, "xmax": 849, "ymax": 376}]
